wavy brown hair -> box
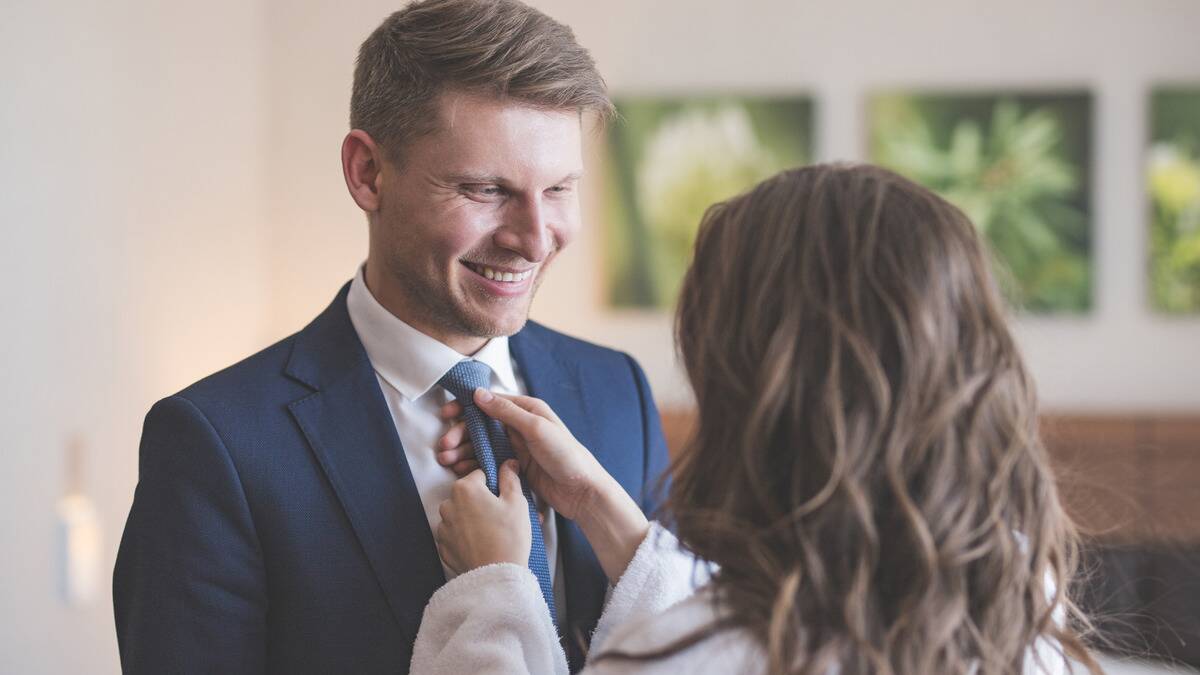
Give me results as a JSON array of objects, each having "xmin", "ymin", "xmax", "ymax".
[{"xmin": 624, "ymin": 164, "xmax": 1100, "ymax": 673}]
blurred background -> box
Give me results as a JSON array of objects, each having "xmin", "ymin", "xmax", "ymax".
[{"xmin": 2, "ymin": 0, "xmax": 1198, "ymax": 672}]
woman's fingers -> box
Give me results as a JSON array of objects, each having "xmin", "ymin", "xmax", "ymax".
[
  {"xmin": 432, "ymin": 415, "xmax": 468, "ymax": 456},
  {"xmin": 449, "ymin": 459, "xmax": 479, "ymax": 477},
  {"xmin": 436, "ymin": 419, "xmax": 478, "ymax": 476},
  {"xmin": 501, "ymin": 394, "xmax": 564, "ymax": 425},
  {"xmin": 473, "ymin": 388, "xmax": 548, "ymax": 437},
  {"xmin": 436, "ymin": 443, "xmax": 473, "ymax": 466},
  {"xmin": 434, "ymin": 538, "xmax": 456, "ymax": 575},
  {"xmin": 437, "ymin": 399, "xmax": 464, "ymax": 421},
  {"xmin": 438, "ymin": 420, "xmax": 467, "ymax": 451},
  {"xmin": 436, "ymin": 437, "xmax": 473, "ymax": 463},
  {"xmin": 436, "ymin": 441, "xmax": 477, "ymax": 472},
  {"xmin": 453, "ymin": 468, "xmax": 488, "ymax": 493},
  {"xmin": 498, "ymin": 460, "xmax": 524, "ymax": 506}
]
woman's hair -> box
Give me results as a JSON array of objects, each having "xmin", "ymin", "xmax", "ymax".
[{"xmin": 631, "ymin": 164, "xmax": 1098, "ymax": 673}]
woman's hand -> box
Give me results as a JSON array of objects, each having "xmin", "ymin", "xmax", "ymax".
[
  {"xmin": 435, "ymin": 460, "xmax": 531, "ymax": 575},
  {"xmin": 433, "ymin": 391, "xmax": 609, "ymax": 521},
  {"xmin": 469, "ymin": 389, "xmax": 609, "ymax": 521},
  {"xmin": 435, "ymin": 399, "xmax": 479, "ymax": 476},
  {"xmin": 469, "ymin": 389, "xmax": 650, "ymax": 583}
]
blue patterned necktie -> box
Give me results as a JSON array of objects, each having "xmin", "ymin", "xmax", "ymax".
[{"xmin": 438, "ymin": 360, "xmax": 557, "ymax": 624}]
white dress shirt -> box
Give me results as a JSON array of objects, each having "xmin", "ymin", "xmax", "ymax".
[{"xmin": 345, "ymin": 266, "xmax": 563, "ymax": 623}]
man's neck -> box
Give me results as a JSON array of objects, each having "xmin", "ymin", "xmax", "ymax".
[{"xmin": 362, "ymin": 265, "xmax": 487, "ymax": 356}]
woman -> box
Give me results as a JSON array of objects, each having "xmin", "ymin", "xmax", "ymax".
[{"xmin": 411, "ymin": 164, "xmax": 1101, "ymax": 674}]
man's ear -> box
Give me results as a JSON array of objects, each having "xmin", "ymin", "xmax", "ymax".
[{"xmin": 342, "ymin": 129, "xmax": 386, "ymax": 213}]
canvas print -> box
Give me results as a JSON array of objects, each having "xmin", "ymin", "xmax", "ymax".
[
  {"xmin": 1148, "ymin": 88, "xmax": 1200, "ymax": 314},
  {"xmin": 604, "ymin": 96, "xmax": 814, "ymax": 308},
  {"xmin": 869, "ymin": 92, "xmax": 1093, "ymax": 313}
]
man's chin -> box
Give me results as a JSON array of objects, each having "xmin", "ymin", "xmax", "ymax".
[
  {"xmin": 484, "ymin": 314, "xmax": 530, "ymax": 338},
  {"xmin": 458, "ymin": 307, "xmax": 530, "ymax": 339},
  {"xmin": 496, "ymin": 319, "xmax": 529, "ymax": 338}
]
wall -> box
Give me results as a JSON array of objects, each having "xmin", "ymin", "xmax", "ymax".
[
  {"xmin": 2, "ymin": 1, "xmax": 1197, "ymax": 673},
  {"xmin": 0, "ymin": 1, "xmax": 270, "ymax": 672},
  {"xmin": 262, "ymin": 0, "xmax": 1200, "ymax": 411}
]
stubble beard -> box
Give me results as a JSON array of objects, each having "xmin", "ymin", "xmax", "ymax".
[{"xmin": 394, "ymin": 259, "xmax": 546, "ymax": 341}]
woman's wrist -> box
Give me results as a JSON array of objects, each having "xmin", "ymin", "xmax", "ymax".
[{"xmin": 576, "ymin": 476, "xmax": 650, "ymax": 583}]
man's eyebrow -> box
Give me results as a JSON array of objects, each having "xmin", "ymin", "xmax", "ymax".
[
  {"xmin": 444, "ymin": 172, "xmax": 504, "ymax": 184},
  {"xmin": 443, "ymin": 171, "xmax": 585, "ymax": 185}
]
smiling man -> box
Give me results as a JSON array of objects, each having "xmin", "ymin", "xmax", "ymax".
[
  {"xmin": 349, "ymin": 90, "xmax": 584, "ymax": 352},
  {"xmin": 112, "ymin": 2, "xmax": 669, "ymax": 674}
]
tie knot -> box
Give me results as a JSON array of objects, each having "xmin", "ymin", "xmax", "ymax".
[{"xmin": 438, "ymin": 360, "xmax": 493, "ymax": 401}]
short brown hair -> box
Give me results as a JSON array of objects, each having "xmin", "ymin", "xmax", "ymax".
[{"xmin": 351, "ymin": 0, "xmax": 613, "ymax": 162}]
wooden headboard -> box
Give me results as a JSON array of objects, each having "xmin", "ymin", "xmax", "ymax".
[{"xmin": 658, "ymin": 410, "xmax": 1200, "ymax": 545}]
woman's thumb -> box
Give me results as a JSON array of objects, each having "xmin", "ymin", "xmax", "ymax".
[
  {"xmin": 474, "ymin": 388, "xmax": 529, "ymax": 433},
  {"xmin": 473, "ymin": 387, "xmax": 505, "ymax": 415}
]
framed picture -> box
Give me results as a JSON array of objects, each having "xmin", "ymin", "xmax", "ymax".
[
  {"xmin": 1148, "ymin": 87, "xmax": 1200, "ymax": 314},
  {"xmin": 869, "ymin": 91, "xmax": 1093, "ymax": 313},
  {"xmin": 604, "ymin": 96, "xmax": 814, "ymax": 309}
]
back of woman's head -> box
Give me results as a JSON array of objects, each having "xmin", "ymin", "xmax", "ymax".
[{"xmin": 669, "ymin": 163, "xmax": 1097, "ymax": 674}]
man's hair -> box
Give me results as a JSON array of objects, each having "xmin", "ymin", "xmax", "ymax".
[{"xmin": 351, "ymin": 0, "xmax": 613, "ymax": 162}]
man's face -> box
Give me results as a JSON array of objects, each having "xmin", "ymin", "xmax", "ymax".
[{"xmin": 366, "ymin": 91, "xmax": 583, "ymax": 350}]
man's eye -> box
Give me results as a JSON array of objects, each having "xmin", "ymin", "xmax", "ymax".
[{"xmin": 463, "ymin": 184, "xmax": 504, "ymax": 197}]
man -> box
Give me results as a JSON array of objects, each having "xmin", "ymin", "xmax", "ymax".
[{"xmin": 112, "ymin": 1, "xmax": 669, "ymax": 673}]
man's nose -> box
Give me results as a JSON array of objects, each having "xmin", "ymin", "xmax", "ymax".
[{"xmin": 497, "ymin": 197, "xmax": 553, "ymax": 263}]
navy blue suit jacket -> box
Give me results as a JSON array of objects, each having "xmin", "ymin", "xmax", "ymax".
[{"xmin": 113, "ymin": 284, "xmax": 669, "ymax": 674}]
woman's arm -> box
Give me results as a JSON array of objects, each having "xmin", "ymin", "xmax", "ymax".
[
  {"xmin": 587, "ymin": 523, "xmax": 709, "ymax": 657},
  {"xmin": 570, "ymin": 470, "xmax": 650, "ymax": 584}
]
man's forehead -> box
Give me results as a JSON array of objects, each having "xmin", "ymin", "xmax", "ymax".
[
  {"xmin": 433, "ymin": 89, "xmax": 582, "ymax": 136},
  {"xmin": 414, "ymin": 91, "xmax": 584, "ymax": 179}
]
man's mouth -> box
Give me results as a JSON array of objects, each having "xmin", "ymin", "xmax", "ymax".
[{"xmin": 460, "ymin": 261, "xmax": 536, "ymax": 283}]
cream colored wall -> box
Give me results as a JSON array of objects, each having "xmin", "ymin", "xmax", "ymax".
[
  {"xmin": 1, "ymin": 1, "xmax": 270, "ymax": 672},
  {"xmin": 2, "ymin": 1, "xmax": 1198, "ymax": 673},
  {"xmin": 264, "ymin": 0, "xmax": 1200, "ymax": 411}
]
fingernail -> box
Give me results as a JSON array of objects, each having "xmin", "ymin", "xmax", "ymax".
[{"xmin": 475, "ymin": 387, "xmax": 494, "ymax": 403}]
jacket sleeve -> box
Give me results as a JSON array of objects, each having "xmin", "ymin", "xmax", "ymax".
[
  {"xmin": 113, "ymin": 395, "xmax": 268, "ymax": 674},
  {"xmin": 624, "ymin": 354, "xmax": 671, "ymax": 516}
]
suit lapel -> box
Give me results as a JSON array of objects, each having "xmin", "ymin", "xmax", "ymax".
[
  {"xmin": 511, "ymin": 326, "xmax": 607, "ymax": 670},
  {"xmin": 510, "ymin": 326, "xmax": 595, "ymax": 453},
  {"xmin": 282, "ymin": 305, "xmax": 614, "ymax": 659},
  {"xmin": 285, "ymin": 284, "xmax": 444, "ymax": 644}
]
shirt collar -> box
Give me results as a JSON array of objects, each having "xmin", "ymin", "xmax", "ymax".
[{"xmin": 346, "ymin": 265, "xmax": 518, "ymax": 401}]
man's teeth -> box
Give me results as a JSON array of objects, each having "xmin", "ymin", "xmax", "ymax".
[{"xmin": 471, "ymin": 264, "xmax": 533, "ymax": 282}]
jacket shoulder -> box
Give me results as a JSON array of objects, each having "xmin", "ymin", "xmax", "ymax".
[
  {"xmin": 169, "ymin": 331, "xmax": 307, "ymax": 419},
  {"xmin": 521, "ymin": 320, "xmax": 633, "ymax": 367}
]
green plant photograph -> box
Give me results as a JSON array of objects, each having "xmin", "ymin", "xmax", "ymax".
[
  {"xmin": 1149, "ymin": 88, "xmax": 1200, "ymax": 314},
  {"xmin": 869, "ymin": 92, "xmax": 1093, "ymax": 313},
  {"xmin": 604, "ymin": 96, "xmax": 813, "ymax": 309}
]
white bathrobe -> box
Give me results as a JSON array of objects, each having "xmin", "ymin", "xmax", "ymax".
[{"xmin": 410, "ymin": 523, "xmax": 1069, "ymax": 674}]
